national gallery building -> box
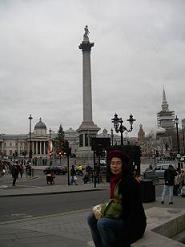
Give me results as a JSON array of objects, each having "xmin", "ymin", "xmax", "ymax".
[{"xmin": 0, "ymin": 118, "xmax": 79, "ymax": 164}]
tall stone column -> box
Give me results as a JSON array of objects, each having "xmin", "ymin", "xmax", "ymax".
[
  {"xmin": 77, "ymin": 26, "xmax": 100, "ymax": 159},
  {"xmin": 79, "ymin": 35, "xmax": 93, "ymax": 122}
]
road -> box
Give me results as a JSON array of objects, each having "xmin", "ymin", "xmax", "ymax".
[
  {"xmin": 0, "ymin": 171, "xmax": 164, "ymax": 223},
  {"xmin": 0, "ymin": 190, "xmax": 108, "ymax": 222}
]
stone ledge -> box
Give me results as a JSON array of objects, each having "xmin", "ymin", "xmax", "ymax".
[
  {"xmin": 146, "ymin": 207, "xmax": 185, "ymax": 238},
  {"xmin": 173, "ymin": 230, "xmax": 185, "ymax": 243},
  {"xmin": 132, "ymin": 230, "xmax": 185, "ymax": 247},
  {"xmin": 87, "ymin": 207, "xmax": 185, "ymax": 247}
]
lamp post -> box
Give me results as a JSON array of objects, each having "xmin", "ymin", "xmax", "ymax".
[
  {"xmin": 111, "ymin": 128, "xmax": 114, "ymax": 146},
  {"xmin": 28, "ymin": 114, "xmax": 33, "ymax": 161},
  {"xmin": 48, "ymin": 128, "xmax": 52, "ymax": 165},
  {"xmin": 64, "ymin": 140, "xmax": 71, "ymax": 186},
  {"xmin": 111, "ymin": 113, "xmax": 136, "ymax": 146},
  {"xmin": 59, "ymin": 152, "xmax": 62, "ymax": 164},
  {"xmin": 182, "ymin": 128, "xmax": 185, "ymax": 155},
  {"xmin": 175, "ymin": 115, "xmax": 180, "ymax": 169}
]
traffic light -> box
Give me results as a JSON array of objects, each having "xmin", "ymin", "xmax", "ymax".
[{"xmin": 63, "ymin": 140, "xmax": 71, "ymax": 156}]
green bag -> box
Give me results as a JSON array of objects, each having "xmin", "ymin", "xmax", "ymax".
[
  {"xmin": 101, "ymin": 181, "xmax": 122, "ymax": 219},
  {"xmin": 92, "ymin": 180, "xmax": 122, "ymax": 219},
  {"xmin": 102, "ymin": 199, "xmax": 122, "ymax": 219}
]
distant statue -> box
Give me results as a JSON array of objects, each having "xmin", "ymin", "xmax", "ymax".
[{"xmin": 84, "ymin": 25, "xmax": 89, "ymax": 39}]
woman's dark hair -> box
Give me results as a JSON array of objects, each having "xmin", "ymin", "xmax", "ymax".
[{"xmin": 107, "ymin": 149, "xmax": 132, "ymax": 176}]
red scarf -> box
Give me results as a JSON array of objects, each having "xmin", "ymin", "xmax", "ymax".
[{"xmin": 110, "ymin": 174, "xmax": 122, "ymax": 199}]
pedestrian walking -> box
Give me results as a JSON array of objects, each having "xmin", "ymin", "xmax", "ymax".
[
  {"xmin": 17, "ymin": 163, "xmax": 24, "ymax": 178},
  {"xmin": 70, "ymin": 165, "xmax": 78, "ymax": 185},
  {"xmin": 161, "ymin": 165, "xmax": 177, "ymax": 204},
  {"xmin": 180, "ymin": 170, "xmax": 185, "ymax": 196},
  {"xmin": 26, "ymin": 163, "xmax": 32, "ymax": 178},
  {"xmin": 87, "ymin": 150, "xmax": 146, "ymax": 247},
  {"xmin": 11, "ymin": 164, "xmax": 19, "ymax": 186},
  {"xmin": 174, "ymin": 169, "xmax": 182, "ymax": 196},
  {"xmin": 46, "ymin": 168, "xmax": 55, "ymax": 185}
]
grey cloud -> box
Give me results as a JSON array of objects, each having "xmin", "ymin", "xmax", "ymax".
[{"xmin": 0, "ymin": 0, "xmax": 185, "ymax": 136}]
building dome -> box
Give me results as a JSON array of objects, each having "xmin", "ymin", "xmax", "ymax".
[{"xmin": 34, "ymin": 118, "xmax": 47, "ymax": 130}]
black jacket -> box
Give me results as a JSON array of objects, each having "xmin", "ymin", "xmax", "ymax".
[
  {"xmin": 11, "ymin": 166, "xmax": 19, "ymax": 178},
  {"xmin": 164, "ymin": 168, "xmax": 177, "ymax": 186},
  {"xmin": 119, "ymin": 174, "xmax": 146, "ymax": 243}
]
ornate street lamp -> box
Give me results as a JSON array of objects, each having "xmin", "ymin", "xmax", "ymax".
[
  {"xmin": 174, "ymin": 115, "xmax": 180, "ymax": 169},
  {"xmin": 111, "ymin": 113, "xmax": 136, "ymax": 146},
  {"xmin": 28, "ymin": 114, "xmax": 33, "ymax": 161}
]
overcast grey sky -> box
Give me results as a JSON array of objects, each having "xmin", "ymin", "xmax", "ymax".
[{"xmin": 0, "ymin": 0, "xmax": 185, "ymax": 137}]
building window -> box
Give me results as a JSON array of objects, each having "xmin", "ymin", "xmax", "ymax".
[
  {"xmin": 38, "ymin": 141, "xmax": 40, "ymax": 154},
  {"xmin": 79, "ymin": 134, "xmax": 83, "ymax": 147},
  {"xmin": 85, "ymin": 134, "xmax": 88, "ymax": 146},
  {"xmin": 34, "ymin": 142, "xmax": 36, "ymax": 154},
  {"xmin": 41, "ymin": 142, "xmax": 44, "ymax": 154}
]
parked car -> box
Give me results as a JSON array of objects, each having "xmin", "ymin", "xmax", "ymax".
[
  {"xmin": 99, "ymin": 160, "xmax": 107, "ymax": 174},
  {"xmin": 43, "ymin": 166, "xmax": 67, "ymax": 175},
  {"xmin": 143, "ymin": 163, "xmax": 176, "ymax": 179},
  {"xmin": 180, "ymin": 185, "xmax": 185, "ymax": 197},
  {"xmin": 154, "ymin": 163, "xmax": 176, "ymax": 178},
  {"xmin": 143, "ymin": 165, "xmax": 158, "ymax": 180}
]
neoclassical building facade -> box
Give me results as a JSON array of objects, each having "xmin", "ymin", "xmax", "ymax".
[
  {"xmin": 0, "ymin": 118, "xmax": 80, "ymax": 161},
  {"xmin": 0, "ymin": 118, "xmax": 51, "ymax": 159}
]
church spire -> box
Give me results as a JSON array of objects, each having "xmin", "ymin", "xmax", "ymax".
[{"xmin": 161, "ymin": 88, "xmax": 169, "ymax": 112}]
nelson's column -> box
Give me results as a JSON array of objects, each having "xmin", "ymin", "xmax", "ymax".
[{"xmin": 76, "ymin": 26, "xmax": 100, "ymax": 158}]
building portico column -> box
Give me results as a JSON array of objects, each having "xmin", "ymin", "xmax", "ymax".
[
  {"xmin": 44, "ymin": 141, "xmax": 46, "ymax": 155},
  {"xmin": 40, "ymin": 141, "xmax": 42, "ymax": 155},
  {"xmin": 32, "ymin": 142, "xmax": 34, "ymax": 156}
]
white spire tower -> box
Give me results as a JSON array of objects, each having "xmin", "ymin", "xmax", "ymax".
[
  {"xmin": 161, "ymin": 88, "xmax": 169, "ymax": 112},
  {"xmin": 157, "ymin": 88, "xmax": 175, "ymax": 129}
]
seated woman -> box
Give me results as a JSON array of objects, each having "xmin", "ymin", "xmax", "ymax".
[{"xmin": 87, "ymin": 150, "xmax": 146, "ymax": 247}]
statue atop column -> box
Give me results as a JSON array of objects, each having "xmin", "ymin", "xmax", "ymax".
[
  {"xmin": 83, "ymin": 25, "xmax": 89, "ymax": 41},
  {"xmin": 79, "ymin": 25, "xmax": 94, "ymax": 50}
]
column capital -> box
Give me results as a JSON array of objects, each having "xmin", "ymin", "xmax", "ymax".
[{"xmin": 79, "ymin": 41, "xmax": 94, "ymax": 52}]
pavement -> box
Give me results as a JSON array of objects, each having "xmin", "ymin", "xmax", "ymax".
[{"xmin": 0, "ymin": 173, "xmax": 185, "ymax": 247}]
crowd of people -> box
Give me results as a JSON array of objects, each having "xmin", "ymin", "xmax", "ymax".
[
  {"xmin": 174, "ymin": 168, "xmax": 185, "ymax": 195},
  {"xmin": 161, "ymin": 165, "xmax": 185, "ymax": 204},
  {"xmin": 144, "ymin": 162, "xmax": 185, "ymax": 201},
  {"xmin": 70, "ymin": 164, "xmax": 94, "ymax": 185},
  {"xmin": 0, "ymin": 159, "xmax": 32, "ymax": 186}
]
